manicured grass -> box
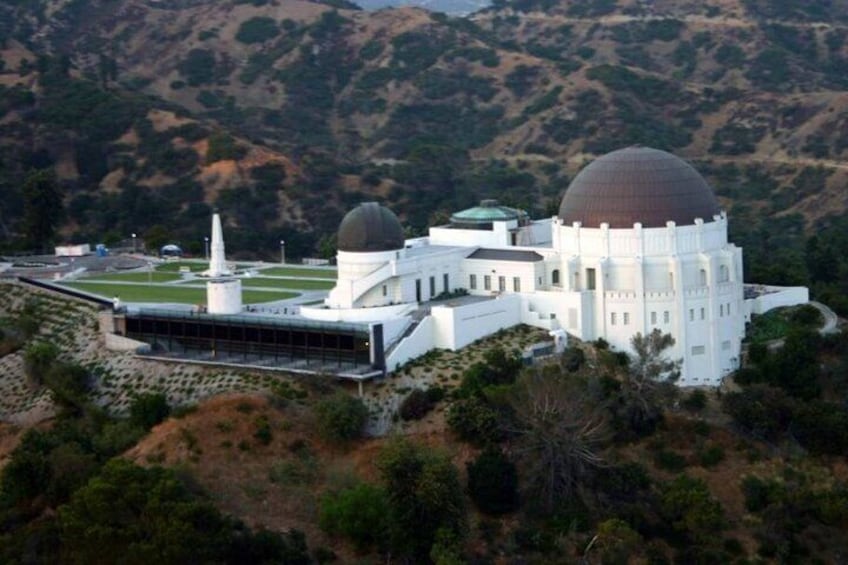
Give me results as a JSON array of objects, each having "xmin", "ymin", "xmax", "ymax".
[
  {"xmin": 155, "ymin": 261, "xmax": 209, "ymax": 272},
  {"xmin": 258, "ymin": 266, "xmax": 337, "ymax": 278},
  {"xmin": 82, "ymin": 271, "xmax": 182, "ymax": 283},
  {"xmin": 156, "ymin": 261, "xmax": 258, "ymax": 273},
  {"xmin": 241, "ymin": 277, "xmax": 335, "ymax": 290},
  {"xmin": 177, "ymin": 276, "xmax": 335, "ymax": 290},
  {"xmin": 61, "ymin": 282, "xmax": 297, "ymax": 304}
]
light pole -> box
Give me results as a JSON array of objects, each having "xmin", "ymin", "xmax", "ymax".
[
  {"xmin": 131, "ymin": 233, "xmax": 136, "ymax": 254},
  {"xmin": 147, "ymin": 261, "xmax": 153, "ymax": 285},
  {"xmin": 280, "ymin": 239, "xmax": 285, "ymax": 264},
  {"xmin": 204, "ymin": 236, "xmax": 210, "ymax": 261}
]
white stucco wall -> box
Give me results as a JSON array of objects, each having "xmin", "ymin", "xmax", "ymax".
[
  {"xmin": 385, "ymin": 316, "xmax": 436, "ymax": 371},
  {"xmin": 431, "ymin": 295, "xmax": 522, "ymax": 350},
  {"xmin": 744, "ymin": 286, "xmax": 810, "ymax": 317}
]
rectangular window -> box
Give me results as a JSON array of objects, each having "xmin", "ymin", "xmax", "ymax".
[
  {"xmin": 498, "ymin": 276, "xmax": 506, "ymax": 292},
  {"xmin": 651, "ymin": 311, "xmax": 657, "ymax": 325},
  {"xmin": 513, "ymin": 277, "xmax": 521, "ymax": 292},
  {"xmin": 429, "ymin": 276, "xmax": 435, "ymax": 297},
  {"xmin": 623, "ymin": 312, "xmax": 630, "ymax": 325},
  {"xmin": 611, "ymin": 312, "xmax": 617, "ymax": 326},
  {"xmin": 484, "ymin": 275, "xmax": 491, "ymax": 291},
  {"xmin": 469, "ymin": 274, "xmax": 477, "ymax": 290},
  {"xmin": 382, "ymin": 285, "xmax": 387, "ymax": 297},
  {"xmin": 587, "ymin": 268, "xmax": 597, "ymax": 290},
  {"xmin": 700, "ymin": 307, "xmax": 705, "ymax": 320},
  {"xmin": 722, "ymin": 340, "xmax": 731, "ymax": 351},
  {"xmin": 443, "ymin": 273, "xmax": 449, "ymax": 293},
  {"xmin": 689, "ymin": 309, "xmax": 694, "ymax": 322},
  {"xmin": 664, "ymin": 311, "xmax": 670, "ymax": 324},
  {"xmin": 720, "ymin": 304, "xmax": 724, "ymax": 317},
  {"xmin": 691, "ymin": 345, "xmax": 705, "ymax": 355},
  {"xmin": 726, "ymin": 303, "xmax": 731, "ymax": 315}
]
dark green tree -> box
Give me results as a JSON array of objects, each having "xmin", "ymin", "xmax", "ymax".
[
  {"xmin": 22, "ymin": 168, "xmax": 63, "ymax": 251},
  {"xmin": 610, "ymin": 330, "xmax": 680, "ymax": 439},
  {"xmin": 377, "ymin": 439, "xmax": 466, "ymax": 560},
  {"xmin": 466, "ymin": 448, "xmax": 519, "ymax": 515}
]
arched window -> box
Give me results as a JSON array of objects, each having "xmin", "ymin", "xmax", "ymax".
[
  {"xmin": 552, "ymin": 269, "xmax": 560, "ymax": 285},
  {"xmin": 719, "ymin": 264, "xmax": 729, "ymax": 283},
  {"xmin": 699, "ymin": 268, "xmax": 707, "ymax": 286}
]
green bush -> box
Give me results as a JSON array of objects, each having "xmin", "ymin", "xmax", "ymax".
[
  {"xmin": 653, "ymin": 448, "xmax": 688, "ymax": 472},
  {"xmin": 682, "ymin": 389, "xmax": 707, "ymax": 412},
  {"xmin": 235, "ymin": 17, "xmax": 279, "ymax": 44},
  {"xmin": 660, "ymin": 475, "xmax": 725, "ymax": 541},
  {"xmin": 697, "ymin": 444, "xmax": 725, "ymax": 468},
  {"xmin": 319, "ymin": 483, "xmax": 389, "ymax": 551},
  {"xmin": 446, "ymin": 396, "xmax": 503, "ymax": 446},
  {"xmin": 399, "ymin": 389, "xmax": 434, "ymax": 421},
  {"xmin": 253, "ymin": 415, "xmax": 273, "ymax": 446},
  {"xmin": 314, "ymin": 392, "xmax": 368, "ymax": 443},
  {"xmin": 23, "ymin": 341, "xmax": 60, "ymax": 388},
  {"xmin": 466, "ymin": 448, "xmax": 519, "ymax": 515},
  {"xmin": 129, "ymin": 392, "xmax": 170, "ymax": 430},
  {"xmin": 177, "ymin": 49, "xmax": 218, "ymax": 86}
]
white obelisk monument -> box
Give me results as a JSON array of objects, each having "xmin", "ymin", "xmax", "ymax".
[{"xmin": 205, "ymin": 213, "xmax": 242, "ymax": 314}]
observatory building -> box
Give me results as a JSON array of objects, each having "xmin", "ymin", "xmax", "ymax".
[{"xmin": 302, "ymin": 147, "xmax": 809, "ymax": 386}]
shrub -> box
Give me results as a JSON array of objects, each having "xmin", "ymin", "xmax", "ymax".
[
  {"xmin": 697, "ymin": 444, "xmax": 725, "ymax": 468},
  {"xmin": 682, "ymin": 389, "xmax": 707, "ymax": 412},
  {"xmin": 319, "ymin": 483, "xmax": 390, "ymax": 551},
  {"xmin": 23, "ymin": 341, "xmax": 60, "ymax": 388},
  {"xmin": 314, "ymin": 392, "xmax": 368, "ymax": 443},
  {"xmin": 235, "ymin": 17, "xmax": 279, "ymax": 44},
  {"xmin": 177, "ymin": 49, "xmax": 217, "ymax": 86},
  {"xmin": 399, "ymin": 389, "xmax": 434, "ymax": 421},
  {"xmin": 466, "ymin": 448, "xmax": 519, "ymax": 515},
  {"xmin": 653, "ymin": 448, "xmax": 688, "ymax": 472},
  {"xmin": 129, "ymin": 392, "xmax": 170, "ymax": 430},
  {"xmin": 660, "ymin": 475, "xmax": 725, "ymax": 541},
  {"xmin": 446, "ymin": 396, "xmax": 503, "ymax": 446},
  {"xmin": 253, "ymin": 415, "xmax": 273, "ymax": 446}
]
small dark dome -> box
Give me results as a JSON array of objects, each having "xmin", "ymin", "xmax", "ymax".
[
  {"xmin": 337, "ymin": 202, "xmax": 405, "ymax": 252},
  {"xmin": 558, "ymin": 147, "xmax": 720, "ymax": 228}
]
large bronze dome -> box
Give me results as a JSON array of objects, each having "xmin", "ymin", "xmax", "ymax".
[
  {"xmin": 558, "ymin": 147, "xmax": 720, "ymax": 229},
  {"xmin": 337, "ymin": 202, "xmax": 405, "ymax": 252}
]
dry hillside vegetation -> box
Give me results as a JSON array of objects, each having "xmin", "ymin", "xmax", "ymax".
[{"xmin": 2, "ymin": 0, "xmax": 848, "ymax": 260}]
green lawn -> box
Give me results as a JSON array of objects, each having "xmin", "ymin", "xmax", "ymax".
[
  {"xmin": 82, "ymin": 271, "xmax": 182, "ymax": 283},
  {"xmin": 258, "ymin": 266, "xmax": 337, "ymax": 278},
  {"xmin": 177, "ymin": 276, "xmax": 335, "ymax": 290},
  {"xmin": 61, "ymin": 282, "xmax": 297, "ymax": 304},
  {"xmin": 242, "ymin": 277, "xmax": 335, "ymax": 290},
  {"xmin": 155, "ymin": 261, "xmax": 209, "ymax": 272}
]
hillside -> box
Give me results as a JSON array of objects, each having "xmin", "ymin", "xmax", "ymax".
[
  {"xmin": 1, "ymin": 0, "xmax": 847, "ymax": 264},
  {"xmin": 1, "ymin": 281, "xmax": 847, "ymax": 562}
]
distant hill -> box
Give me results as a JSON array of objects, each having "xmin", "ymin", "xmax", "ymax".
[{"xmin": 1, "ymin": 0, "xmax": 847, "ymax": 265}]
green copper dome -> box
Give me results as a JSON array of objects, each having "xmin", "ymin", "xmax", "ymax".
[{"xmin": 450, "ymin": 200, "xmax": 527, "ymax": 229}]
